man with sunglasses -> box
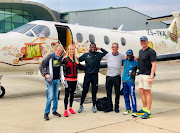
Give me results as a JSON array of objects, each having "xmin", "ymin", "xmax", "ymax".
[{"xmin": 103, "ymin": 43, "xmax": 125, "ymax": 113}]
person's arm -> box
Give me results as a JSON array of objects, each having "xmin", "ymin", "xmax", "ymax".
[
  {"xmin": 148, "ymin": 50, "xmax": 157, "ymax": 84},
  {"xmin": 97, "ymin": 48, "xmax": 108, "ymax": 58},
  {"xmin": 78, "ymin": 53, "xmax": 86, "ymax": 62},
  {"xmin": 102, "ymin": 53, "xmax": 108, "ymax": 60},
  {"xmin": 130, "ymin": 61, "xmax": 139, "ymax": 76},
  {"xmin": 39, "ymin": 55, "xmax": 51, "ymax": 78},
  {"xmin": 77, "ymin": 63, "xmax": 85, "ymax": 70},
  {"xmin": 148, "ymin": 61, "xmax": 157, "ymax": 84}
]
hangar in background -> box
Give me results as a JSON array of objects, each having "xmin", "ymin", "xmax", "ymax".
[
  {"xmin": 0, "ymin": 0, "xmax": 60, "ymax": 33},
  {"xmin": 61, "ymin": 7, "xmax": 169, "ymax": 31}
]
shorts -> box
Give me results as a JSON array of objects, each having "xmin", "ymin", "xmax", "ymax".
[{"xmin": 138, "ymin": 74, "xmax": 152, "ymax": 90}]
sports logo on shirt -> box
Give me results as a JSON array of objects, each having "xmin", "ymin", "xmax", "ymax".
[{"xmin": 53, "ymin": 60, "xmax": 60, "ymax": 67}]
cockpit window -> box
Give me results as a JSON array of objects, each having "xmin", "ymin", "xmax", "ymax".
[
  {"xmin": 26, "ymin": 31, "xmax": 34, "ymax": 37},
  {"xmin": 11, "ymin": 24, "xmax": 36, "ymax": 34},
  {"xmin": 32, "ymin": 25, "xmax": 50, "ymax": 37}
]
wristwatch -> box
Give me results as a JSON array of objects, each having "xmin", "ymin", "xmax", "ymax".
[{"xmin": 150, "ymin": 75, "xmax": 154, "ymax": 78}]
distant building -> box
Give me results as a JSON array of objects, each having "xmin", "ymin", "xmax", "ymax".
[
  {"xmin": 0, "ymin": 0, "xmax": 60, "ymax": 33},
  {"xmin": 61, "ymin": 7, "xmax": 169, "ymax": 31}
]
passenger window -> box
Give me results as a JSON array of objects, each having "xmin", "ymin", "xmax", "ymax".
[
  {"xmin": 76, "ymin": 33, "xmax": 83, "ymax": 43},
  {"xmin": 26, "ymin": 31, "xmax": 34, "ymax": 37},
  {"xmin": 104, "ymin": 36, "xmax": 110, "ymax": 45},
  {"xmin": 89, "ymin": 34, "xmax": 95, "ymax": 43},
  {"xmin": 121, "ymin": 37, "xmax": 126, "ymax": 46},
  {"xmin": 32, "ymin": 25, "xmax": 50, "ymax": 37}
]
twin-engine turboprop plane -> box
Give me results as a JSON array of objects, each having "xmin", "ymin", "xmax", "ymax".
[{"xmin": 0, "ymin": 11, "xmax": 180, "ymax": 98}]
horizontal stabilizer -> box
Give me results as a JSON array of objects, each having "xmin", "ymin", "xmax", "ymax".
[{"xmin": 147, "ymin": 15, "xmax": 174, "ymax": 22}]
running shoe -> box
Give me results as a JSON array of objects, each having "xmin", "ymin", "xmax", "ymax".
[
  {"xmin": 64, "ymin": 110, "xmax": 69, "ymax": 117},
  {"xmin": 141, "ymin": 112, "xmax": 152, "ymax": 119},
  {"xmin": 78, "ymin": 105, "xmax": 84, "ymax": 113},
  {"xmin": 137, "ymin": 109, "xmax": 146, "ymax": 115},
  {"xmin": 123, "ymin": 110, "xmax": 132, "ymax": 115},
  {"xmin": 52, "ymin": 111, "xmax": 61, "ymax": 117},
  {"xmin": 69, "ymin": 108, "xmax": 75, "ymax": 114},
  {"xmin": 92, "ymin": 106, "xmax": 97, "ymax": 113},
  {"xmin": 44, "ymin": 113, "xmax": 49, "ymax": 121},
  {"xmin": 132, "ymin": 112, "xmax": 138, "ymax": 117}
]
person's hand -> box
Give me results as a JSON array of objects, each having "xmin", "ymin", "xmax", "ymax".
[
  {"xmin": 62, "ymin": 52, "xmax": 66, "ymax": 57},
  {"xmin": 45, "ymin": 74, "xmax": 50, "ymax": 79},
  {"xmin": 129, "ymin": 71, "xmax": 136, "ymax": 76},
  {"xmin": 124, "ymin": 56, "xmax": 127, "ymax": 60},
  {"xmin": 135, "ymin": 56, "xmax": 139, "ymax": 61},
  {"xmin": 96, "ymin": 47, "xmax": 101, "ymax": 50},
  {"xmin": 148, "ymin": 77, "xmax": 153, "ymax": 84}
]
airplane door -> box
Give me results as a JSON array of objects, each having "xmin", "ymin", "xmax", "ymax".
[{"xmin": 55, "ymin": 25, "xmax": 73, "ymax": 51}]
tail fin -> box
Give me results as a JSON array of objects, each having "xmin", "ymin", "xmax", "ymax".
[
  {"xmin": 168, "ymin": 11, "xmax": 180, "ymax": 45},
  {"xmin": 147, "ymin": 11, "xmax": 180, "ymax": 45}
]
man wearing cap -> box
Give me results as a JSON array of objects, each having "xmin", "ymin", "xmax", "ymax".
[
  {"xmin": 137, "ymin": 36, "xmax": 157, "ymax": 119},
  {"xmin": 103, "ymin": 43, "xmax": 125, "ymax": 113},
  {"xmin": 122, "ymin": 49, "xmax": 139, "ymax": 117}
]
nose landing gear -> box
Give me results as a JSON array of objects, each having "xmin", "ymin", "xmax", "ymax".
[{"xmin": 0, "ymin": 75, "xmax": 5, "ymax": 98}]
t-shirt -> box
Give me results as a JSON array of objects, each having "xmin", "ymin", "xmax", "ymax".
[
  {"xmin": 103, "ymin": 52, "xmax": 125, "ymax": 77},
  {"xmin": 139, "ymin": 47, "xmax": 157, "ymax": 75},
  {"xmin": 53, "ymin": 59, "xmax": 61, "ymax": 80}
]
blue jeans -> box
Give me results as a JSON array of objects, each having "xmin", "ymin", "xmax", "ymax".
[
  {"xmin": 123, "ymin": 82, "xmax": 137, "ymax": 112},
  {"xmin": 44, "ymin": 79, "xmax": 60, "ymax": 114}
]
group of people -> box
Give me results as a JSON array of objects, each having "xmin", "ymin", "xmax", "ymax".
[{"xmin": 39, "ymin": 36, "xmax": 157, "ymax": 121}]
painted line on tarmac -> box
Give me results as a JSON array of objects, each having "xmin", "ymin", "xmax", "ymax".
[{"xmin": 3, "ymin": 92, "xmax": 46, "ymax": 99}]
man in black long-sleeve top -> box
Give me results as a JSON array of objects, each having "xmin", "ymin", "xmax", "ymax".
[{"xmin": 78, "ymin": 43, "xmax": 108, "ymax": 113}]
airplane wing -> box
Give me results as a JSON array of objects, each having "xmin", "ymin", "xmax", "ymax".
[
  {"xmin": 99, "ymin": 53, "xmax": 180, "ymax": 68},
  {"xmin": 147, "ymin": 15, "xmax": 174, "ymax": 22},
  {"xmin": 157, "ymin": 53, "xmax": 180, "ymax": 61}
]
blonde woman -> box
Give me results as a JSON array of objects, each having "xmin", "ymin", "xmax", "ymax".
[{"xmin": 62, "ymin": 45, "xmax": 84, "ymax": 117}]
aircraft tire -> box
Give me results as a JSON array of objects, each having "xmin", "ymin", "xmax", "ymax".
[{"xmin": 0, "ymin": 86, "xmax": 5, "ymax": 98}]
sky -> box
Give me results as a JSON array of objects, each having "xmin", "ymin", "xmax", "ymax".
[{"xmin": 24, "ymin": 0, "xmax": 180, "ymax": 18}]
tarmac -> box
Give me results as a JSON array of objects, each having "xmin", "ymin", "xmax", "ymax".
[{"xmin": 0, "ymin": 60, "xmax": 180, "ymax": 133}]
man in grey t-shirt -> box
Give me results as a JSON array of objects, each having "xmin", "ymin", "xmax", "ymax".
[{"xmin": 103, "ymin": 43, "xmax": 125, "ymax": 113}]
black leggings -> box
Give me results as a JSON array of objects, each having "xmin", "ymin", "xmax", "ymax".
[{"xmin": 64, "ymin": 81, "xmax": 77, "ymax": 110}]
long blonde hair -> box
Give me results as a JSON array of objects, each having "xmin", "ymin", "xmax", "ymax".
[{"xmin": 66, "ymin": 45, "xmax": 79, "ymax": 64}]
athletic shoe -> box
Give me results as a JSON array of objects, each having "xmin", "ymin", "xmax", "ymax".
[
  {"xmin": 44, "ymin": 113, "xmax": 49, "ymax": 121},
  {"xmin": 123, "ymin": 110, "xmax": 132, "ymax": 115},
  {"xmin": 69, "ymin": 108, "xmax": 75, "ymax": 114},
  {"xmin": 52, "ymin": 111, "xmax": 61, "ymax": 117},
  {"xmin": 92, "ymin": 106, "xmax": 97, "ymax": 113},
  {"xmin": 115, "ymin": 107, "xmax": 119, "ymax": 113},
  {"xmin": 141, "ymin": 112, "xmax": 152, "ymax": 119},
  {"xmin": 132, "ymin": 112, "xmax": 138, "ymax": 117},
  {"xmin": 78, "ymin": 105, "xmax": 84, "ymax": 113},
  {"xmin": 137, "ymin": 109, "xmax": 146, "ymax": 115},
  {"xmin": 64, "ymin": 110, "xmax": 69, "ymax": 117}
]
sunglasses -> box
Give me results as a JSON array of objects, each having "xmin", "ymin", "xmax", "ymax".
[{"xmin": 112, "ymin": 46, "xmax": 118, "ymax": 48}]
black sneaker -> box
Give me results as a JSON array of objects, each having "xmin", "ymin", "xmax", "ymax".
[
  {"xmin": 115, "ymin": 107, "xmax": 119, "ymax": 113},
  {"xmin": 52, "ymin": 111, "xmax": 61, "ymax": 117},
  {"xmin": 44, "ymin": 113, "xmax": 49, "ymax": 121}
]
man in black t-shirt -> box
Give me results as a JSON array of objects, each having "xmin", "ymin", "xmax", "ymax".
[{"xmin": 136, "ymin": 36, "xmax": 157, "ymax": 119}]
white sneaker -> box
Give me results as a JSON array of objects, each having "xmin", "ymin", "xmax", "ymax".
[
  {"xmin": 132, "ymin": 112, "xmax": 138, "ymax": 117},
  {"xmin": 123, "ymin": 110, "xmax": 132, "ymax": 115}
]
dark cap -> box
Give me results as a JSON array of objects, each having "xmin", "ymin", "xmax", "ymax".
[{"xmin": 140, "ymin": 36, "xmax": 148, "ymax": 41}]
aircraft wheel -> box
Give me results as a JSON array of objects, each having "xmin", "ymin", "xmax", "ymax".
[{"xmin": 0, "ymin": 86, "xmax": 5, "ymax": 98}]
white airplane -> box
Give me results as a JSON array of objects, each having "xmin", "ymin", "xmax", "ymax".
[{"xmin": 0, "ymin": 11, "xmax": 180, "ymax": 98}]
